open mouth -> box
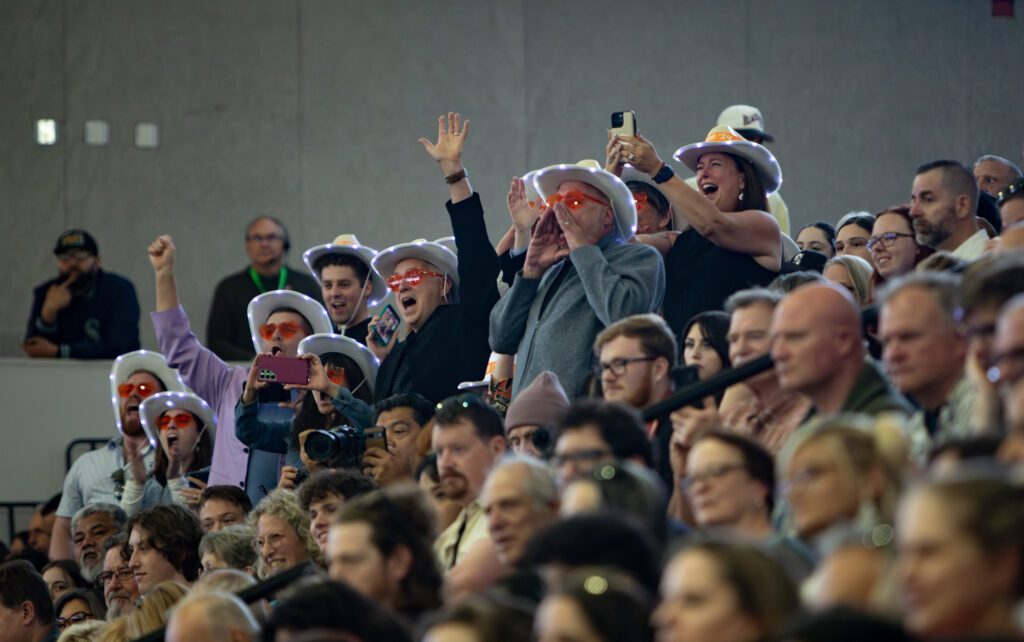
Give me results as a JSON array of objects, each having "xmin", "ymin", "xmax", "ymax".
[
  {"xmin": 700, "ymin": 181, "xmax": 719, "ymax": 195},
  {"xmin": 126, "ymin": 404, "xmax": 139, "ymax": 416},
  {"xmin": 270, "ymin": 346, "xmax": 283, "ymax": 356},
  {"xmin": 166, "ymin": 433, "xmax": 179, "ymax": 448},
  {"xmin": 329, "ymin": 300, "xmax": 347, "ymax": 313},
  {"xmin": 400, "ymin": 294, "xmax": 417, "ymax": 312}
]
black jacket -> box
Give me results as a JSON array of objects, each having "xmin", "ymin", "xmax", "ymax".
[{"xmin": 375, "ymin": 193, "xmax": 500, "ymax": 404}]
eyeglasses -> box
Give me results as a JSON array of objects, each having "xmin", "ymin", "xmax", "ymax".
[
  {"xmin": 987, "ymin": 346, "xmax": 1024, "ymax": 386},
  {"xmin": 593, "ymin": 356, "xmax": 657, "ymax": 378},
  {"xmin": 118, "ymin": 383, "xmax": 159, "ymax": 398},
  {"xmin": 253, "ymin": 532, "xmax": 287, "ymax": 553},
  {"xmin": 632, "ymin": 191, "xmax": 649, "ymax": 208},
  {"xmin": 867, "ymin": 232, "xmax": 915, "ymax": 252},
  {"xmin": 325, "ymin": 365, "xmax": 348, "ymax": 385},
  {"xmin": 57, "ymin": 611, "xmax": 95, "ymax": 630},
  {"xmin": 159, "ymin": 413, "xmax": 193, "ymax": 430},
  {"xmin": 681, "ymin": 463, "xmax": 747, "ymax": 491},
  {"xmin": 258, "ymin": 321, "xmax": 303, "ymax": 340},
  {"xmin": 246, "ymin": 234, "xmax": 284, "ymax": 243},
  {"xmin": 386, "ymin": 268, "xmax": 444, "ymax": 293},
  {"xmin": 57, "ymin": 250, "xmax": 93, "ymax": 262},
  {"xmin": 783, "ymin": 463, "xmax": 833, "ymax": 492},
  {"xmin": 550, "ymin": 449, "xmax": 613, "ymax": 468},
  {"xmin": 528, "ymin": 189, "xmax": 609, "ymax": 212},
  {"xmin": 96, "ymin": 568, "xmax": 135, "ymax": 586}
]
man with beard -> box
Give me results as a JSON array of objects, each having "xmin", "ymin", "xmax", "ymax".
[
  {"xmin": 70, "ymin": 504, "xmax": 125, "ymax": 583},
  {"xmin": 49, "ymin": 351, "xmax": 185, "ymax": 561},
  {"xmin": 910, "ymin": 160, "xmax": 988, "ymax": 261},
  {"xmin": 97, "ymin": 534, "xmax": 140, "ymax": 620},
  {"xmin": 303, "ymin": 235, "xmax": 385, "ymax": 346},
  {"xmin": 23, "ymin": 229, "xmax": 140, "ymax": 359}
]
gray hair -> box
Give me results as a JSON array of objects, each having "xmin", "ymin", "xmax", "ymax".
[
  {"xmin": 70, "ymin": 503, "xmax": 127, "ymax": 534},
  {"xmin": 169, "ymin": 590, "xmax": 259, "ymax": 639},
  {"xmin": 974, "ymin": 155, "xmax": 1023, "ymax": 180},
  {"xmin": 198, "ymin": 524, "xmax": 258, "ymax": 572},
  {"xmin": 193, "ymin": 568, "xmax": 257, "ymax": 595},
  {"xmin": 484, "ymin": 455, "xmax": 558, "ymax": 511},
  {"xmin": 724, "ymin": 287, "xmax": 783, "ymax": 314},
  {"xmin": 877, "ymin": 270, "xmax": 962, "ymax": 327}
]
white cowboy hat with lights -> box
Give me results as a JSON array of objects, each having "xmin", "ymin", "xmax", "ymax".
[
  {"xmin": 674, "ymin": 126, "xmax": 783, "ymax": 195},
  {"xmin": 298, "ymin": 333, "xmax": 379, "ymax": 396},
  {"xmin": 109, "ymin": 350, "xmax": 187, "ymax": 435},
  {"xmin": 139, "ymin": 391, "xmax": 216, "ymax": 450},
  {"xmin": 302, "ymin": 234, "xmax": 387, "ymax": 306},
  {"xmin": 433, "ymin": 237, "xmax": 457, "ymax": 256},
  {"xmin": 530, "ymin": 160, "xmax": 638, "ymax": 240},
  {"xmin": 247, "ymin": 290, "xmax": 333, "ymax": 354},
  {"xmin": 371, "ymin": 240, "xmax": 459, "ymax": 288}
]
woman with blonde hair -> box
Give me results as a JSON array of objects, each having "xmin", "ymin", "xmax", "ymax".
[
  {"xmin": 248, "ymin": 488, "xmax": 322, "ymax": 579},
  {"xmin": 823, "ymin": 255, "xmax": 874, "ymax": 306},
  {"xmin": 121, "ymin": 581, "xmax": 188, "ymax": 639}
]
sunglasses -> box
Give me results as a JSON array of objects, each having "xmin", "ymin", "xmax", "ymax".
[
  {"xmin": 118, "ymin": 382, "xmax": 159, "ymax": 399},
  {"xmin": 325, "ymin": 365, "xmax": 348, "ymax": 385},
  {"xmin": 528, "ymin": 189, "xmax": 609, "ymax": 212},
  {"xmin": 258, "ymin": 321, "xmax": 303, "ymax": 340},
  {"xmin": 386, "ymin": 268, "xmax": 444, "ymax": 292},
  {"xmin": 632, "ymin": 191, "xmax": 649, "ymax": 208},
  {"xmin": 159, "ymin": 413, "xmax": 193, "ymax": 430}
]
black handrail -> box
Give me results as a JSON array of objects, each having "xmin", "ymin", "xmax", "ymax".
[
  {"xmin": 0, "ymin": 501, "xmax": 41, "ymax": 545},
  {"xmin": 65, "ymin": 438, "xmax": 109, "ymax": 473}
]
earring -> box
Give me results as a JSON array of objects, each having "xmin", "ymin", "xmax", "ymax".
[{"xmin": 739, "ymin": 190, "xmax": 745, "ymax": 201}]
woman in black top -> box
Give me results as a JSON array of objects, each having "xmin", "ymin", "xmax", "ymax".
[{"xmin": 606, "ymin": 127, "xmax": 783, "ymax": 340}]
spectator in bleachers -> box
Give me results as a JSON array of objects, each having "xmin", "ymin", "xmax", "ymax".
[
  {"xmin": 834, "ymin": 213, "xmax": 875, "ymax": 263},
  {"xmin": 40, "ymin": 560, "xmax": 85, "ymax": 603},
  {"xmin": 481, "ymin": 456, "xmax": 559, "ymax": 571},
  {"xmin": 973, "ymin": 154, "xmax": 1022, "ymax": 198},
  {"xmin": 369, "ymin": 113, "xmax": 500, "ymax": 404},
  {"xmin": 535, "ymin": 568, "xmax": 654, "ymax": 642},
  {"xmin": 327, "ymin": 485, "xmax": 443, "ymax": 623},
  {"xmin": 53, "ymin": 588, "xmax": 104, "ymax": 633},
  {"xmin": 296, "ymin": 469, "xmax": 377, "ymax": 554},
  {"xmin": 197, "ymin": 525, "xmax": 257, "ymax": 576},
  {"xmin": 206, "ymin": 216, "xmax": 322, "ymax": 361},
  {"xmin": 149, "ymin": 233, "xmax": 332, "ymax": 504},
  {"xmin": 98, "ymin": 534, "xmax": 138, "ymax": 619},
  {"xmin": 421, "ymin": 594, "xmax": 533, "ymax": 642},
  {"xmin": 560, "ymin": 461, "xmax": 668, "ymax": 548},
  {"xmin": 69, "ymin": 504, "xmax": 125, "ymax": 583},
  {"xmin": 415, "ymin": 455, "xmax": 461, "ymax": 534},
  {"xmin": 23, "ymin": 229, "xmax": 140, "ymax": 360},
  {"xmin": 248, "ymin": 489, "xmax": 321, "ymax": 579},
  {"xmin": 910, "ymin": 160, "xmax": 987, "ymax": 261},
  {"xmin": 796, "ymin": 222, "xmax": 836, "ymax": 258},
  {"xmin": 50, "ymin": 351, "xmax": 185, "ymax": 561},
  {"xmin": 491, "ymin": 159, "xmax": 664, "ymax": 399},
  {"xmin": 120, "ymin": 580, "xmax": 188, "ymax": 639},
  {"xmin": 126, "ymin": 504, "xmax": 203, "ymax": 596},
  {"xmin": 361, "ymin": 393, "xmax": 435, "ymax": 486},
  {"xmin": 197, "ymin": 485, "xmax": 252, "ymax": 533},
  {"xmin": 552, "ymin": 400, "xmax": 652, "ymax": 486},
  {"xmin": 503, "ymin": 372, "xmax": 569, "ymax": 459},
  {"xmin": 165, "ymin": 590, "xmax": 260, "ymax": 642},
  {"xmin": 28, "ymin": 494, "xmax": 60, "ymax": 557},
  {"xmin": 264, "ymin": 578, "xmax": 412, "ymax": 642},
  {"xmin": 823, "ymin": 255, "xmax": 874, "ymax": 307},
  {"xmin": 998, "ymin": 178, "xmax": 1024, "ymax": 228},
  {"xmin": 303, "ymin": 235, "xmax": 386, "ymax": 345},
  {"xmin": 868, "ymin": 205, "xmax": 933, "ymax": 296},
  {"xmin": 0, "ymin": 560, "xmax": 57, "ymax": 642},
  {"xmin": 681, "ymin": 311, "xmax": 731, "ymax": 381},
  {"xmin": 594, "ymin": 314, "xmax": 677, "ymax": 415}
]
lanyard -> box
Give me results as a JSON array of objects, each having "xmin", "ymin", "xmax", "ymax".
[{"xmin": 249, "ymin": 266, "xmax": 288, "ymax": 293}]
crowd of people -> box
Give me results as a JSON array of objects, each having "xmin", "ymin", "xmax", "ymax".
[{"xmin": 7, "ymin": 105, "xmax": 1024, "ymax": 642}]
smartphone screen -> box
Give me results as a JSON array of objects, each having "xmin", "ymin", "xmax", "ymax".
[{"xmin": 372, "ymin": 304, "xmax": 400, "ymax": 347}]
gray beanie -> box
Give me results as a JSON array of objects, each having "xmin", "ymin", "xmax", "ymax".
[{"xmin": 504, "ymin": 371, "xmax": 570, "ymax": 434}]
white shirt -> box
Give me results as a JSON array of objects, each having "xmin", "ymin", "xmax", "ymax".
[{"xmin": 951, "ymin": 229, "xmax": 988, "ymax": 262}]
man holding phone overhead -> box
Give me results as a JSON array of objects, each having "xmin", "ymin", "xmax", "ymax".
[{"xmin": 367, "ymin": 112, "xmax": 500, "ymax": 404}]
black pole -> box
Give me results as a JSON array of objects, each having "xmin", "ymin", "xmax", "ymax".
[{"xmin": 642, "ymin": 354, "xmax": 775, "ymax": 421}]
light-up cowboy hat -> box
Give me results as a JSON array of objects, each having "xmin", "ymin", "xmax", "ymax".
[
  {"xmin": 298, "ymin": 333, "xmax": 379, "ymax": 396},
  {"xmin": 139, "ymin": 391, "xmax": 216, "ymax": 450},
  {"xmin": 371, "ymin": 240, "xmax": 459, "ymax": 288},
  {"xmin": 247, "ymin": 290, "xmax": 333, "ymax": 354},
  {"xmin": 530, "ymin": 160, "xmax": 638, "ymax": 240},
  {"xmin": 302, "ymin": 234, "xmax": 387, "ymax": 306},
  {"xmin": 109, "ymin": 350, "xmax": 187, "ymax": 435},
  {"xmin": 673, "ymin": 125, "xmax": 783, "ymax": 195}
]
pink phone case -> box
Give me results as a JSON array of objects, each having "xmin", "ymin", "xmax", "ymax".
[{"xmin": 255, "ymin": 355, "xmax": 310, "ymax": 385}]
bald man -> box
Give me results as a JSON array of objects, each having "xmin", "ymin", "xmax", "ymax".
[
  {"xmin": 770, "ymin": 284, "xmax": 911, "ymax": 418},
  {"xmin": 166, "ymin": 591, "xmax": 259, "ymax": 642}
]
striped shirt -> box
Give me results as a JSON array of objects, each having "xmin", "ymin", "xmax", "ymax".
[{"xmin": 57, "ymin": 437, "xmax": 162, "ymax": 518}]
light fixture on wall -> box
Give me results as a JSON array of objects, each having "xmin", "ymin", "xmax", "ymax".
[
  {"xmin": 84, "ymin": 120, "xmax": 110, "ymax": 146},
  {"xmin": 135, "ymin": 122, "xmax": 159, "ymax": 149},
  {"xmin": 36, "ymin": 119, "xmax": 58, "ymax": 146}
]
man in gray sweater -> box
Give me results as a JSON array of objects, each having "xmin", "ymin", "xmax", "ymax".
[{"xmin": 490, "ymin": 163, "xmax": 665, "ymax": 398}]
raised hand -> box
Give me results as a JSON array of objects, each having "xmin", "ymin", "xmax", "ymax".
[
  {"xmin": 604, "ymin": 133, "xmax": 625, "ymax": 176},
  {"xmin": 241, "ymin": 354, "xmax": 271, "ymax": 405},
  {"xmin": 148, "ymin": 235, "xmax": 176, "ymax": 273},
  {"xmin": 283, "ymin": 354, "xmax": 340, "ymax": 399},
  {"xmin": 608, "ymin": 132, "xmax": 663, "ymax": 176},
  {"xmin": 366, "ymin": 313, "xmax": 398, "ymax": 361},
  {"xmin": 40, "ymin": 272, "xmax": 79, "ymax": 323},
  {"xmin": 523, "ymin": 208, "xmax": 570, "ymax": 279},
  {"xmin": 507, "ymin": 176, "xmax": 539, "ymax": 235},
  {"xmin": 418, "ymin": 112, "xmax": 470, "ymax": 175}
]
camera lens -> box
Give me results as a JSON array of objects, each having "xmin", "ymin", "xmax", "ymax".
[{"xmin": 612, "ymin": 113, "xmax": 623, "ymax": 126}]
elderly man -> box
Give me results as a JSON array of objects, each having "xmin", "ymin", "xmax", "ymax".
[
  {"xmin": 24, "ymin": 229, "xmax": 140, "ymax": 359},
  {"xmin": 910, "ymin": 160, "xmax": 987, "ymax": 261},
  {"xmin": 481, "ymin": 457, "xmax": 559, "ymax": 569},
  {"xmin": 973, "ymin": 155, "xmax": 1022, "ymax": 198},
  {"xmin": 166, "ymin": 591, "xmax": 260, "ymax": 642},
  {"xmin": 98, "ymin": 534, "xmax": 139, "ymax": 619},
  {"xmin": 878, "ymin": 272, "xmax": 975, "ymax": 462},
  {"xmin": 771, "ymin": 284, "xmax": 911, "ymax": 419},
  {"xmin": 491, "ymin": 163, "xmax": 665, "ymax": 399},
  {"xmin": 998, "ymin": 178, "xmax": 1024, "ymax": 229},
  {"xmin": 70, "ymin": 504, "xmax": 126, "ymax": 583}
]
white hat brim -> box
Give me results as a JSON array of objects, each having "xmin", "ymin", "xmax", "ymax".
[
  {"xmin": 109, "ymin": 350, "xmax": 187, "ymax": 435},
  {"xmin": 139, "ymin": 391, "xmax": 216, "ymax": 450},
  {"xmin": 302, "ymin": 243, "xmax": 388, "ymax": 306},
  {"xmin": 433, "ymin": 237, "xmax": 457, "ymax": 256},
  {"xmin": 531, "ymin": 165, "xmax": 637, "ymax": 240},
  {"xmin": 298, "ymin": 333, "xmax": 379, "ymax": 395},
  {"xmin": 673, "ymin": 140, "xmax": 782, "ymax": 195},
  {"xmin": 247, "ymin": 290, "xmax": 333, "ymax": 354},
  {"xmin": 371, "ymin": 241, "xmax": 459, "ymax": 288}
]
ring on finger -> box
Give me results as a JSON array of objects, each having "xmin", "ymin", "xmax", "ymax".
[{"xmin": 628, "ymin": 153, "xmax": 636, "ymax": 161}]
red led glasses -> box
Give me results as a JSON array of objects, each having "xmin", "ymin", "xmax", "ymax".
[
  {"xmin": 118, "ymin": 383, "xmax": 159, "ymax": 399},
  {"xmin": 325, "ymin": 366, "xmax": 348, "ymax": 386},
  {"xmin": 386, "ymin": 268, "xmax": 444, "ymax": 293},
  {"xmin": 632, "ymin": 191, "xmax": 649, "ymax": 208},
  {"xmin": 159, "ymin": 413, "xmax": 193, "ymax": 431},
  {"xmin": 258, "ymin": 321, "xmax": 302, "ymax": 341},
  {"xmin": 528, "ymin": 189, "xmax": 609, "ymax": 212}
]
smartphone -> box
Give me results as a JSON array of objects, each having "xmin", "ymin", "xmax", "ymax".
[
  {"xmin": 254, "ymin": 354, "xmax": 310, "ymax": 386},
  {"xmin": 183, "ymin": 469, "xmax": 210, "ymax": 488},
  {"xmin": 364, "ymin": 426, "xmax": 387, "ymax": 452},
  {"xmin": 610, "ymin": 111, "xmax": 637, "ymax": 138},
  {"xmin": 372, "ymin": 304, "xmax": 400, "ymax": 347}
]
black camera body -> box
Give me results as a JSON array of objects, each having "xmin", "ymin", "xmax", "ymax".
[{"xmin": 303, "ymin": 425, "xmax": 365, "ymax": 469}]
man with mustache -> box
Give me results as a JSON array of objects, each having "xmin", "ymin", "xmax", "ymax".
[
  {"xmin": 70, "ymin": 504, "xmax": 125, "ymax": 583},
  {"xmin": 910, "ymin": 160, "xmax": 987, "ymax": 261},
  {"xmin": 98, "ymin": 534, "xmax": 140, "ymax": 619},
  {"xmin": 24, "ymin": 229, "xmax": 140, "ymax": 359}
]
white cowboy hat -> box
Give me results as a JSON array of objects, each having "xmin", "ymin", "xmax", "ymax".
[
  {"xmin": 433, "ymin": 237, "xmax": 457, "ymax": 256},
  {"xmin": 109, "ymin": 350, "xmax": 187, "ymax": 435},
  {"xmin": 673, "ymin": 126, "xmax": 783, "ymax": 195},
  {"xmin": 139, "ymin": 391, "xmax": 216, "ymax": 450},
  {"xmin": 247, "ymin": 290, "xmax": 333, "ymax": 354},
  {"xmin": 371, "ymin": 239, "xmax": 459, "ymax": 288},
  {"xmin": 717, "ymin": 104, "xmax": 775, "ymax": 143},
  {"xmin": 298, "ymin": 333, "xmax": 379, "ymax": 396},
  {"xmin": 530, "ymin": 161, "xmax": 638, "ymax": 240},
  {"xmin": 302, "ymin": 234, "xmax": 387, "ymax": 306}
]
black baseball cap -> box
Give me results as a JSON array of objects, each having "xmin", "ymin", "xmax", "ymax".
[
  {"xmin": 780, "ymin": 249, "xmax": 828, "ymax": 274},
  {"xmin": 54, "ymin": 229, "xmax": 99, "ymax": 256}
]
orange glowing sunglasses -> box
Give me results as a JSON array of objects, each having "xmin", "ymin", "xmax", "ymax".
[
  {"xmin": 385, "ymin": 268, "xmax": 444, "ymax": 293},
  {"xmin": 118, "ymin": 383, "xmax": 159, "ymax": 399},
  {"xmin": 325, "ymin": 366, "xmax": 348, "ymax": 386},
  {"xmin": 258, "ymin": 321, "xmax": 302, "ymax": 341},
  {"xmin": 632, "ymin": 191, "xmax": 649, "ymax": 208},
  {"xmin": 159, "ymin": 413, "xmax": 193, "ymax": 430},
  {"xmin": 528, "ymin": 189, "xmax": 608, "ymax": 211}
]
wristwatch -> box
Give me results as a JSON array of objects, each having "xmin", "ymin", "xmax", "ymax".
[{"xmin": 652, "ymin": 163, "xmax": 674, "ymax": 185}]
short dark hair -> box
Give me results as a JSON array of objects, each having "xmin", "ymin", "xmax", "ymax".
[
  {"xmin": 40, "ymin": 493, "xmax": 62, "ymax": 517},
  {"xmin": 373, "ymin": 392, "xmax": 435, "ymax": 427},
  {"xmin": 102, "ymin": 533, "xmax": 128, "ymax": 555},
  {"xmin": 312, "ymin": 252, "xmax": 370, "ymax": 285},
  {"xmin": 420, "ymin": 594, "xmax": 534, "ymax": 642},
  {"xmin": 836, "ymin": 213, "xmax": 875, "ymax": 237},
  {"xmin": 0, "ymin": 560, "xmax": 54, "ymax": 625},
  {"xmin": 200, "ymin": 485, "xmax": 254, "ymax": 515},
  {"xmin": 915, "ymin": 159, "xmax": 979, "ymax": 214},
  {"xmin": 414, "ymin": 453, "xmax": 440, "ymax": 483},
  {"xmin": 41, "ymin": 559, "xmax": 86, "ymax": 591},
  {"xmin": 267, "ymin": 307, "xmax": 313, "ymax": 335},
  {"xmin": 54, "ymin": 587, "xmax": 106, "ymax": 622},
  {"xmin": 558, "ymin": 400, "xmax": 652, "ymax": 467},
  {"xmin": 434, "ymin": 395, "xmax": 505, "ymax": 441},
  {"xmin": 297, "ymin": 469, "xmax": 378, "ymax": 511},
  {"xmin": 693, "ymin": 431, "xmax": 776, "ymax": 512},
  {"xmin": 264, "ymin": 578, "xmax": 412, "ymax": 642},
  {"xmin": 125, "ymin": 505, "xmax": 203, "ymax": 582},
  {"xmin": 626, "ymin": 181, "xmax": 671, "ymax": 218},
  {"xmin": 799, "ymin": 222, "xmax": 836, "ymax": 250}
]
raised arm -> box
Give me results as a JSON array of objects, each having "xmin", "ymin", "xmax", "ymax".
[{"xmin": 419, "ymin": 111, "xmax": 472, "ymax": 204}]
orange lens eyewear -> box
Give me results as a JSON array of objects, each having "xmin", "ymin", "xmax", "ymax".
[
  {"xmin": 118, "ymin": 383, "xmax": 159, "ymax": 399},
  {"xmin": 325, "ymin": 366, "xmax": 348, "ymax": 386},
  {"xmin": 528, "ymin": 189, "xmax": 608, "ymax": 212},
  {"xmin": 159, "ymin": 413, "xmax": 193, "ymax": 430},
  {"xmin": 258, "ymin": 321, "xmax": 302, "ymax": 341},
  {"xmin": 385, "ymin": 268, "xmax": 444, "ymax": 293},
  {"xmin": 632, "ymin": 191, "xmax": 649, "ymax": 208}
]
